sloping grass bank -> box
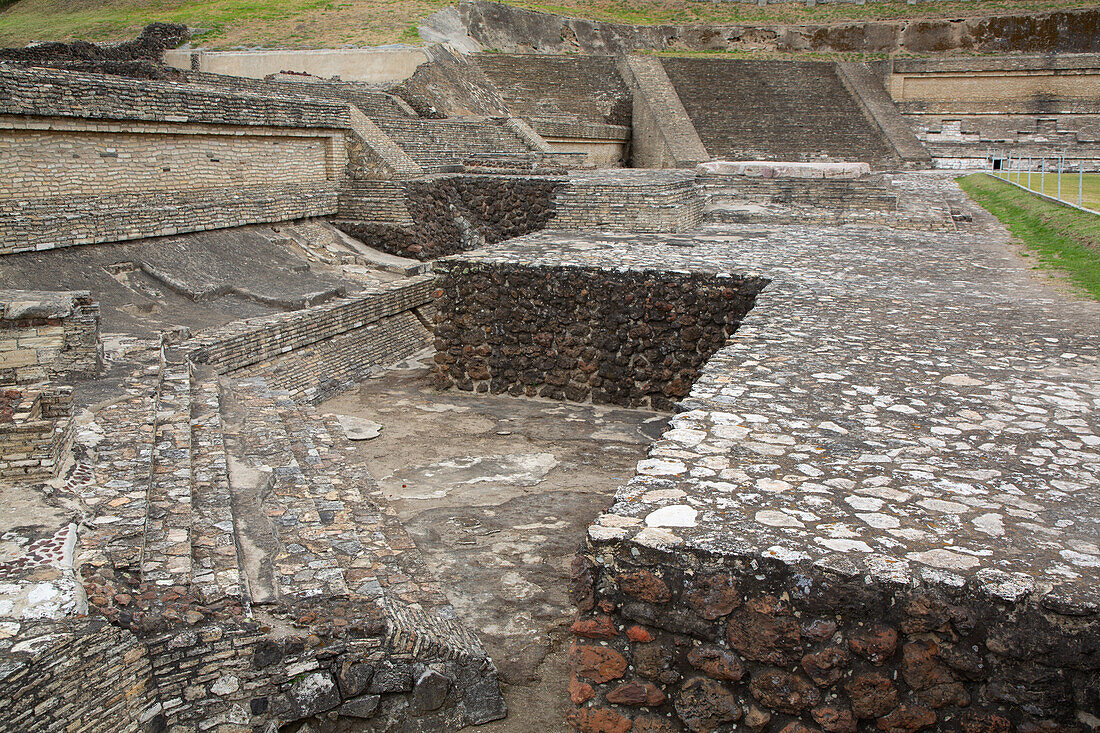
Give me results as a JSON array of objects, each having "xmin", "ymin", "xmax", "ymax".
[
  {"xmin": 1, "ymin": 0, "xmax": 1093, "ymax": 50},
  {"xmin": 959, "ymin": 173, "xmax": 1100, "ymax": 300}
]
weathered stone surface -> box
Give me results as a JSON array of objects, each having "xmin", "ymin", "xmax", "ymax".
[
  {"xmin": 570, "ymin": 675, "xmax": 595, "ymax": 705},
  {"xmin": 674, "ymin": 677, "xmax": 740, "ymax": 733},
  {"xmin": 748, "ymin": 669, "xmax": 821, "ymax": 714},
  {"xmin": 289, "ymin": 672, "xmax": 341, "ymax": 718},
  {"xmin": 812, "ymin": 703, "xmax": 858, "ymax": 733},
  {"xmin": 682, "ymin": 572, "xmax": 740, "ymax": 620},
  {"xmin": 618, "ymin": 570, "xmax": 672, "ymax": 604},
  {"xmin": 876, "ymin": 704, "xmax": 937, "ymax": 733},
  {"xmin": 336, "ymin": 659, "xmax": 375, "ymax": 698},
  {"xmin": 567, "ymin": 706, "xmax": 634, "ymax": 733},
  {"xmin": 848, "ymin": 624, "xmax": 898, "ymax": 665},
  {"xmin": 571, "ymin": 643, "xmax": 629, "ymax": 684},
  {"xmin": 901, "ymin": 641, "xmax": 969, "ymax": 708},
  {"xmin": 685, "ymin": 645, "xmax": 744, "ymax": 682},
  {"xmin": 412, "ymin": 668, "xmax": 452, "ymax": 712},
  {"xmin": 726, "ymin": 596, "xmax": 802, "ymax": 666},
  {"xmin": 606, "ymin": 680, "xmax": 666, "ymax": 707},
  {"xmin": 339, "ymin": 694, "xmax": 381, "ymax": 719},
  {"xmin": 844, "ymin": 672, "xmax": 898, "ymax": 719},
  {"xmin": 368, "ymin": 661, "xmax": 414, "ymax": 694},
  {"xmin": 801, "ymin": 645, "xmax": 850, "ymax": 687},
  {"xmin": 572, "ymin": 615, "xmax": 619, "ymax": 639}
]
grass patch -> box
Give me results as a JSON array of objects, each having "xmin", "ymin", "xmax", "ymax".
[
  {"xmin": 959, "ymin": 173, "xmax": 1100, "ymax": 300},
  {"xmin": 1, "ymin": 0, "xmax": 1094, "ymax": 49},
  {"xmin": 994, "ymin": 169, "xmax": 1100, "ymax": 211}
]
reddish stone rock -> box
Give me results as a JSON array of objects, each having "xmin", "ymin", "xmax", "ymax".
[
  {"xmin": 572, "ymin": 555, "xmax": 596, "ymax": 611},
  {"xmin": 633, "ymin": 715, "xmax": 678, "ymax": 733},
  {"xmin": 571, "ymin": 643, "xmax": 629, "ymax": 684},
  {"xmin": 812, "ymin": 704, "xmax": 858, "ymax": 733},
  {"xmin": 961, "ymin": 712, "xmax": 1013, "ymax": 733},
  {"xmin": 570, "ymin": 675, "xmax": 595, "ymax": 704},
  {"xmin": 801, "ymin": 644, "xmax": 850, "ymax": 687},
  {"xmin": 599, "ymin": 600, "xmax": 617, "ymax": 613},
  {"xmin": 848, "ymin": 624, "xmax": 898, "ymax": 665},
  {"xmin": 626, "ymin": 625, "xmax": 655, "ymax": 643},
  {"xmin": 726, "ymin": 595, "xmax": 803, "ymax": 666},
  {"xmin": 618, "ymin": 569, "xmax": 672, "ymax": 603},
  {"xmin": 779, "ymin": 724, "xmax": 824, "ymax": 733},
  {"xmin": 749, "ymin": 668, "xmax": 821, "ymax": 714},
  {"xmin": 607, "ymin": 681, "xmax": 667, "ymax": 707},
  {"xmin": 876, "ymin": 705, "xmax": 937, "ymax": 733},
  {"xmin": 682, "ymin": 572, "xmax": 741, "ymax": 620},
  {"xmin": 844, "ymin": 672, "xmax": 898, "ymax": 719},
  {"xmin": 568, "ymin": 707, "xmax": 634, "ymax": 733},
  {"xmin": 573, "ymin": 615, "xmax": 619, "ymax": 640},
  {"xmin": 674, "ymin": 677, "xmax": 741, "ymax": 733},
  {"xmin": 686, "ymin": 645, "xmax": 745, "ymax": 682},
  {"xmin": 901, "ymin": 641, "xmax": 969, "ymax": 708}
]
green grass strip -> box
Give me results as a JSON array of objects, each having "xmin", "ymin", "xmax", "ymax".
[{"xmin": 958, "ymin": 173, "xmax": 1100, "ymax": 301}]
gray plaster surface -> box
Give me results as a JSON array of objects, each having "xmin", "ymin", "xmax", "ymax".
[
  {"xmin": 453, "ymin": 172, "xmax": 1100, "ymax": 611},
  {"xmin": 320, "ymin": 355, "xmax": 668, "ymax": 731}
]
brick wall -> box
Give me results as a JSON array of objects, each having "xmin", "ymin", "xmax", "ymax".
[
  {"xmin": 0, "ymin": 385, "xmax": 73, "ymax": 483},
  {"xmin": 0, "ymin": 67, "xmax": 349, "ymax": 254},
  {"xmin": 551, "ymin": 171, "xmax": 706, "ymax": 233}
]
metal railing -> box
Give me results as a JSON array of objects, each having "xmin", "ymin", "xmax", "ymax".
[{"xmin": 985, "ymin": 149, "xmax": 1096, "ymax": 214}]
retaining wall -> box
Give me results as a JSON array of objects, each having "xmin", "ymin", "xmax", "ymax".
[
  {"xmin": 0, "ymin": 385, "xmax": 72, "ymax": 484},
  {"xmin": 432, "ymin": 261, "xmax": 766, "ymax": 411},
  {"xmin": 0, "ymin": 67, "xmax": 348, "ymax": 254}
]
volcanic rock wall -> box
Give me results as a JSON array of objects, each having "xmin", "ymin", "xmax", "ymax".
[{"xmin": 432, "ymin": 261, "xmax": 766, "ymax": 411}]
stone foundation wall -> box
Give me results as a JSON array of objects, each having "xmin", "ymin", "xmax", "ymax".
[
  {"xmin": 568, "ymin": 540, "xmax": 1099, "ymax": 733},
  {"xmin": 337, "ymin": 174, "xmax": 565, "ymax": 260},
  {"xmin": 0, "ymin": 619, "xmax": 161, "ymax": 732},
  {"xmin": 0, "ymin": 290, "xmax": 102, "ymax": 383},
  {"xmin": 551, "ymin": 172, "xmax": 706, "ymax": 233},
  {"xmin": 432, "ymin": 261, "xmax": 766, "ymax": 410},
  {"xmin": 698, "ymin": 176, "xmax": 900, "ymax": 211},
  {"xmin": 0, "ymin": 67, "xmax": 348, "ymax": 254},
  {"xmin": 0, "ymin": 384, "xmax": 73, "ymax": 483}
]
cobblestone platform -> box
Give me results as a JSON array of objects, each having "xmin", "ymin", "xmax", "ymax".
[{"xmin": 457, "ymin": 173, "xmax": 1100, "ymax": 731}]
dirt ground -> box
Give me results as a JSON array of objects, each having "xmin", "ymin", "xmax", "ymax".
[{"xmin": 320, "ymin": 351, "xmax": 668, "ymax": 731}]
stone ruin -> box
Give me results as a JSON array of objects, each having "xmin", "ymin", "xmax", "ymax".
[{"xmin": 0, "ymin": 20, "xmax": 1097, "ymax": 733}]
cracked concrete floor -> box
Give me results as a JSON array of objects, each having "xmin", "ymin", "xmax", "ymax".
[{"xmin": 320, "ymin": 354, "xmax": 669, "ymax": 731}]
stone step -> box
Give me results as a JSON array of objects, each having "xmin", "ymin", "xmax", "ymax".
[
  {"xmin": 138, "ymin": 347, "xmax": 194, "ymax": 588},
  {"xmin": 188, "ymin": 363, "xmax": 242, "ymax": 603},
  {"xmin": 273, "ymin": 393, "xmax": 453, "ymax": 612},
  {"xmin": 89, "ymin": 354, "xmax": 161, "ymax": 575}
]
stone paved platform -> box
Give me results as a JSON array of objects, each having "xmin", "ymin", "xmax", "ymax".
[{"xmin": 468, "ymin": 173, "xmax": 1100, "ymax": 729}]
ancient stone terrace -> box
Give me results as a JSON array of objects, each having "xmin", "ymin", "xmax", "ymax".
[{"xmin": 433, "ymin": 173, "xmax": 1100, "ymax": 731}]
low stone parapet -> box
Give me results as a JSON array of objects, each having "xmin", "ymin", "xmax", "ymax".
[{"xmin": 698, "ymin": 160, "xmax": 872, "ymax": 179}]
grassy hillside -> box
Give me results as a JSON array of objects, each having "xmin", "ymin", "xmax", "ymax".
[
  {"xmin": 960, "ymin": 173, "xmax": 1100, "ymax": 300},
  {"xmin": 1, "ymin": 0, "xmax": 1093, "ymax": 50}
]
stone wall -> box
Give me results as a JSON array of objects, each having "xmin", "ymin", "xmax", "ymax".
[
  {"xmin": 432, "ymin": 261, "xmax": 766, "ymax": 411},
  {"xmin": 552, "ymin": 171, "xmax": 706, "ymax": 233},
  {"xmin": 436, "ymin": 1, "xmax": 1100, "ymax": 55},
  {"xmin": 0, "ymin": 384, "xmax": 72, "ymax": 483},
  {"xmin": 337, "ymin": 174, "xmax": 565, "ymax": 260},
  {"xmin": 0, "ymin": 66, "xmax": 348, "ymax": 254},
  {"xmin": 0, "ymin": 618, "xmax": 161, "ymax": 732},
  {"xmin": 190, "ymin": 276, "xmax": 434, "ymax": 376},
  {"xmin": 0, "ymin": 290, "xmax": 102, "ymax": 383},
  {"xmin": 568, "ymin": 536, "xmax": 1099, "ymax": 733}
]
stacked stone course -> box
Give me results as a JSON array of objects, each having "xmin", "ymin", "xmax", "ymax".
[
  {"xmin": 0, "ymin": 384, "xmax": 73, "ymax": 483},
  {"xmin": 0, "ymin": 290, "xmax": 102, "ymax": 383},
  {"xmin": 432, "ymin": 261, "xmax": 766, "ymax": 411},
  {"xmin": 568, "ymin": 538, "xmax": 1099, "ymax": 733}
]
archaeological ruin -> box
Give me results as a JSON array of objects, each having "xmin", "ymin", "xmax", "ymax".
[{"xmin": 0, "ymin": 6, "xmax": 1097, "ymax": 733}]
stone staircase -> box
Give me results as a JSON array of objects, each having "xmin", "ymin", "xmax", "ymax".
[
  {"xmin": 371, "ymin": 116, "xmax": 547, "ymax": 173},
  {"xmin": 75, "ymin": 332, "xmax": 503, "ymax": 728},
  {"xmin": 662, "ymin": 57, "xmax": 899, "ymax": 167}
]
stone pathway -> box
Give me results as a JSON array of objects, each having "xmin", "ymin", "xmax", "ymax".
[{"xmin": 460, "ymin": 172, "xmax": 1100, "ymax": 611}]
